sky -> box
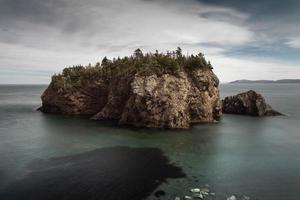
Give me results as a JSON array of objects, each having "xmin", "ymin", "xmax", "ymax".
[{"xmin": 0, "ymin": 0, "xmax": 300, "ymax": 84}]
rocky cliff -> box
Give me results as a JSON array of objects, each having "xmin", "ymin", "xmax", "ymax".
[
  {"xmin": 40, "ymin": 68, "xmax": 221, "ymax": 128},
  {"xmin": 222, "ymin": 90, "xmax": 283, "ymax": 116},
  {"xmin": 40, "ymin": 49, "xmax": 223, "ymax": 128}
]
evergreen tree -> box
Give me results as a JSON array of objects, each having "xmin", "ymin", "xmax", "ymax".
[
  {"xmin": 101, "ymin": 56, "xmax": 109, "ymax": 67},
  {"xmin": 134, "ymin": 48, "xmax": 143, "ymax": 57},
  {"xmin": 176, "ymin": 47, "xmax": 182, "ymax": 57}
]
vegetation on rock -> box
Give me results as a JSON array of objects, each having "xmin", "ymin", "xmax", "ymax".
[{"xmin": 51, "ymin": 47, "xmax": 213, "ymax": 90}]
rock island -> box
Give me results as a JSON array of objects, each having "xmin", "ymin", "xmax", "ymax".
[{"xmin": 40, "ymin": 48, "xmax": 222, "ymax": 128}]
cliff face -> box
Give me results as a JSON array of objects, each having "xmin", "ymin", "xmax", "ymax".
[{"xmin": 41, "ymin": 69, "xmax": 222, "ymax": 128}]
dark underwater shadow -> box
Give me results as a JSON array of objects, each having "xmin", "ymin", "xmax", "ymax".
[{"xmin": 0, "ymin": 146, "xmax": 185, "ymax": 200}]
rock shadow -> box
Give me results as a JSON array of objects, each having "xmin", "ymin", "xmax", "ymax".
[{"xmin": 0, "ymin": 146, "xmax": 185, "ymax": 200}]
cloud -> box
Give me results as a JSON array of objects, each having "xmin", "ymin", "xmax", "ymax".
[
  {"xmin": 286, "ymin": 37, "xmax": 300, "ymax": 48},
  {"xmin": 0, "ymin": 0, "xmax": 254, "ymax": 49},
  {"xmin": 0, "ymin": 0, "xmax": 299, "ymax": 83}
]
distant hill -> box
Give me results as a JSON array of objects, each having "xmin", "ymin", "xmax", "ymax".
[{"xmin": 230, "ymin": 79, "xmax": 300, "ymax": 84}]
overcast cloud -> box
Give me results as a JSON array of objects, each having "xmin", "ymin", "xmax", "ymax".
[{"xmin": 0, "ymin": 0, "xmax": 299, "ymax": 83}]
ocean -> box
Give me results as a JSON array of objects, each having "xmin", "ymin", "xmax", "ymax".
[{"xmin": 0, "ymin": 84, "xmax": 299, "ymax": 200}]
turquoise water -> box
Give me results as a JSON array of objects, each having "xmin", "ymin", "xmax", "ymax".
[{"xmin": 0, "ymin": 84, "xmax": 300, "ymax": 200}]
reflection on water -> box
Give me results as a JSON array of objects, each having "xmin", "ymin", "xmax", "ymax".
[{"xmin": 0, "ymin": 84, "xmax": 300, "ymax": 200}]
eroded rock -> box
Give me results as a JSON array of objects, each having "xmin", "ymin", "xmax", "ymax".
[
  {"xmin": 40, "ymin": 69, "xmax": 222, "ymax": 128},
  {"xmin": 222, "ymin": 90, "xmax": 283, "ymax": 116}
]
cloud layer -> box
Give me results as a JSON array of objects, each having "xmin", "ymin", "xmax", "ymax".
[{"xmin": 0, "ymin": 0, "xmax": 299, "ymax": 83}]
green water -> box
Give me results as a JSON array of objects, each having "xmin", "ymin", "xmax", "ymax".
[{"xmin": 0, "ymin": 84, "xmax": 299, "ymax": 200}]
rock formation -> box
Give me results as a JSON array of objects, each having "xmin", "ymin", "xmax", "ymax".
[
  {"xmin": 40, "ymin": 49, "xmax": 223, "ymax": 128},
  {"xmin": 40, "ymin": 69, "xmax": 221, "ymax": 128},
  {"xmin": 222, "ymin": 90, "xmax": 283, "ymax": 116}
]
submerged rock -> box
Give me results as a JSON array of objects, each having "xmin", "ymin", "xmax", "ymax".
[
  {"xmin": 188, "ymin": 186, "xmax": 212, "ymax": 199},
  {"xmin": 222, "ymin": 90, "xmax": 283, "ymax": 116},
  {"xmin": 226, "ymin": 195, "xmax": 251, "ymax": 200},
  {"xmin": 227, "ymin": 195, "xmax": 237, "ymax": 200},
  {"xmin": 190, "ymin": 188, "xmax": 201, "ymax": 193},
  {"xmin": 0, "ymin": 146, "xmax": 185, "ymax": 200},
  {"xmin": 154, "ymin": 190, "xmax": 166, "ymax": 197},
  {"xmin": 241, "ymin": 195, "xmax": 251, "ymax": 200}
]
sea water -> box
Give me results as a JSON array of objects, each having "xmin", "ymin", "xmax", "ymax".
[{"xmin": 0, "ymin": 84, "xmax": 299, "ymax": 200}]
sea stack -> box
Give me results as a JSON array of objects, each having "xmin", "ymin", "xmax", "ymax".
[
  {"xmin": 222, "ymin": 90, "xmax": 283, "ymax": 116},
  {"xmin": 40, "ymin": 49, "xmax": 222, "ymax": 128}
]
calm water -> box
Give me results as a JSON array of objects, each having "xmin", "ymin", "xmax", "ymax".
[{"xmin": 0, "ymin": 84, "xmax": 300, "ymax": 200}]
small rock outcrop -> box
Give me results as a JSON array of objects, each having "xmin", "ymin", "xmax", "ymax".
[
  {"xmin": 40, "ymin": 49, "xmax": 222, "ymax": 128},
  {"xmin": 222, "ymin": 90, "xmax": 283, "ymax": 116}
]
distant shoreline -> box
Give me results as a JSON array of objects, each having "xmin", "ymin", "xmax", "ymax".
[
  {"xmin": 0, "ymin": 84, "xmax": 48, "ymax": 86},
  {"xmin": 229, "ymin": 79, "xmax": 300, "ymax": 84}
]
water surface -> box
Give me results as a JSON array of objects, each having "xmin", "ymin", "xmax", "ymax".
[{"xmin": 0, "ymin": 84, "xmax": 299, "ymax": 200}]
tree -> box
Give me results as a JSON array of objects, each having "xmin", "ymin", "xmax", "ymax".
[
  {"xmin": 208, "ymin": 61, "xmax": 213, "ymax": 69},
  {"xmin": 101, "ymin": 56, "xmax": 109, "ymax": 67},
  {"xmin": 134, "ymin": 48, "xmax": 143, "ymax": 57},
  {"xmin": 176, "ymin": 47, "xmax": 182, "ymax": 57}
]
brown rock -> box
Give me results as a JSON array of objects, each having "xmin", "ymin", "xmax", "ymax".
[
  {"xmin": 222, "ymin": 90, "xmax": 283, "ymax": 116},
  {"xmin": 40, "ymin": 68, "xmax": 222, "ymax": 128},
  {"xmin": 40, "ymin": 80, "xmax": 109, "ymax": 115}
]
